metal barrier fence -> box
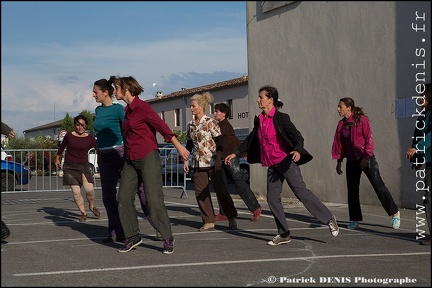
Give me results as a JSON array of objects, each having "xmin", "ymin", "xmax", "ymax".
[{"xmin": 1, "ymin": 148, "xmax": 189, "ymax": 198}]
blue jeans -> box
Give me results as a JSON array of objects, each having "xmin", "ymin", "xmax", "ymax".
[{"xmin": 218, "ymin": 158, "xmax": 261, "ymax": 214}]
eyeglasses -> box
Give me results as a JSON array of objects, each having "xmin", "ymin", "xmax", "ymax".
[{"xmin": 75, "ymin": 122, "xmax": 86, "ymax": 128}]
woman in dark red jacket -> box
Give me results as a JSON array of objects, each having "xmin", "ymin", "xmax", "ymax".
[{"xmin": 332, "ymin": 97, "xmax": 400, "ymax": 230}]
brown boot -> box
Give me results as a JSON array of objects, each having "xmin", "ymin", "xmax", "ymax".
[{"xmin": 199, "ymin": 223, "xmax": 215, "ymax": 232}]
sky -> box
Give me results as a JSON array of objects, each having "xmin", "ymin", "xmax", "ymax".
[{"xmin": 1, "ymin": 1, "xmax": 247, "ymax": 137}]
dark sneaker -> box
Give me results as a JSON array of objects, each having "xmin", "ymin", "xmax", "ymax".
[
  {"xmin": 228, "ymin": 218, "xmax": 238, "ymax": 230},
  {"xmin": 115, "ymin": 236, "xmax": 125, "ymax": 243},
  {"xmin": 1, "ymin": 221, "xmax": 11, "ymax": 240},
  {"xmin": 251, "ymin": 207, "xmax": 262, "ymax": 222},
  {"xmin": 117, "ymin": 234, "xmax": 142, "ymax": 253},
  {"xmin": 163, "ymin": 237, "xmax": 175, "ymax": 254},
  {"xmin": 79, "ymin": 213, "xmax": 87, "ymax": 222},
  {"xmin": 90, "ymin": 206, "xmax": 101, "ymax": 219},
  {"xmin": 328, "ymin": 215, "xmax": 339, "ymax": 237},
  {"xmin": 267, "ymin": 234, "xmax": 291, "ymax": 245}
]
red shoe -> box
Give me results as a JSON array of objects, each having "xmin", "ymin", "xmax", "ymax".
[
  {"xmin": 215, "ymin": 213, "xmax": 228, "ymax": 221},
  {"xmin": 251, "ymin": 207, "xmax": 262, "ymax": 222}
]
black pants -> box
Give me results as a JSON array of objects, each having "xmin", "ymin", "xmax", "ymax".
[
  {"xmin": 346, "ymin": 155, "xmax": 398, "ymax": 221},
  {"xmin": 1, "ymin": 220, "xmax": 10, "ymax": 240},
  {"xmin": 218, "ymin": 157, "xmax": 261, "ymax": 215}
]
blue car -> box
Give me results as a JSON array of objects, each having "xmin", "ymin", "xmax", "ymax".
[{"xmin": 1, "ymin": 160, "xmax": 31, "ymax": 191}]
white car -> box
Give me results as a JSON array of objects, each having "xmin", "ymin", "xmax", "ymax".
[
  {"xmin": 1, "ymin": 145, "xmax": 14, "ymax": 162},
  {"xmin": 60, "ymin": 148, "xmax": 99, "ymax": 175}
]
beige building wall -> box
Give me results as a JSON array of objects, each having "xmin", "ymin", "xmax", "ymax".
[
  {"xmin": 148, "ymin": 82, "xmax": 249, "ymax": 144},
  {"xmin": 246, "ymin": 1, "xmax": 431, "ymax": 208}
]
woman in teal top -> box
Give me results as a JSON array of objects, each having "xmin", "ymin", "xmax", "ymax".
[{"xmin": 93, "ymin": 78, "xmax": 157, "ymax": 243}]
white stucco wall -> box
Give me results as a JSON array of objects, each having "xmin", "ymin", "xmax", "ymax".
[{"xmin": 246, "ymin": 1, "xmax": 431, "ymax": 208}]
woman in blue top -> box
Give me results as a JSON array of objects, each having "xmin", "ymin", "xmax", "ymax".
[{"xmin": 93, "ymin": 78, "xmax": 158, "ymax": 243}]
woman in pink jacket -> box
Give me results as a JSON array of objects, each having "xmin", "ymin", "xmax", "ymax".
[{"xmin": 331, "ymin": 97, "xmax": 400, "ymax": 230}]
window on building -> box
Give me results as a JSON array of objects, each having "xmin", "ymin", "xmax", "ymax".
[
  {"xmin": 160, "ymin": 111, "xmax": 165, "ymax": 121},
  {"xmin": 175, "ymin": 109, "xmax": 180, "ymax": 127},
  {"xmin": 227, "ymin": 99, "xmax": 233, "ymax": 119},
  {"xmin": 209, "ymin": 103, "xmax": 214, "ymax": 115}
]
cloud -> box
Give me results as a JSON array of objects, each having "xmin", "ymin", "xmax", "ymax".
[{"xmin": 1, "ymin": 37, "xmax": 246, "ymax": 136}]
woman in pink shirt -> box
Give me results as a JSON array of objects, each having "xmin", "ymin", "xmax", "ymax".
[
  {"xmin": 332, "ymin": 97, "xmax": 400, "ymax": 230},
  {"xmin": 226, "ymin": 85, "xmax": 339, "ymax": 245}
]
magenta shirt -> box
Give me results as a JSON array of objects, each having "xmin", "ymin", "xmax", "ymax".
[
  {"xmin": 258, "ymin": 107, "xmax": 290, "ymax": 166},
  {"xmin": 122, "ymin": 96, "xmax": 175, "ymax": 160}
]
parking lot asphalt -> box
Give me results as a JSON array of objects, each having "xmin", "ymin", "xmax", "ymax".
[{"xmin": 1, "ymin": 185, "xmax": 431, "ymax": 287}]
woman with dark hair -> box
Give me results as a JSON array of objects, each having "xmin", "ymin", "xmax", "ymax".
[
  {"xmin": 226, "ymin": 85, "xmax": 339, "ymax": 245},
  {"xmin": 213, "ymin": 102, "xmax": 262, "ymax": 222},
  {"xmin": 55, "ymin": 115, "xmax": 100, "ymax": 222},
  {"xmin": 332, "ymin": 97, "xmax": 400, "ymax": 230},
  {"xmin": 111, "ymin": 75, "xmax": 189, "ymax": 254},
  {"xmin": 406, "ymin": 83, "xmax": 431, "ymax": 245},
  {"xmin": 93, "ymin": 78, "xmax": 160, "ymax": 243}
]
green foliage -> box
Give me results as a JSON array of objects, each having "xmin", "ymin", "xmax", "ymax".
[
  {"xmin": 80, "ymin": 110, "xmax": 94, "ymax": 133},
  {"xmin": 62, "ymin": 113, "xmax": 74, "ymax": 132},
  {"xmin": 173, "ymin": 130, "xmax": 187, "ymax": 144},
  {"xmin": 61, "ymin": 111, "xmax": 95, "ymax": 133}
]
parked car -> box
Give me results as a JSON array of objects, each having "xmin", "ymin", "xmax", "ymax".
[
  {"xmin": 163, "ymin": 149, "xmax": 250, "ymax": 183},
  {"xmin": 87, "ymin": 148, "xmax": 99, "ymax": 175},
  {"xmin": 162, "ymin": 144, "xmax": 191, "ymax": 180},
  {"xmin": 1, "ymin": 160, "xmax": 31, "ymax": 191},
  {"xmin": 60, "ymin": 148, "xmax": 99, "ymax": 176},
  {"xmin": 1, "ymin": 145, "xmax": 14, "ymax": 162},
  {"xmin": 158, "ymin": 143, "xmax": 175, "ymax": 168}
]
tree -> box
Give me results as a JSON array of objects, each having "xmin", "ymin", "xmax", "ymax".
[
  {"xmin": 80, "ymin": 110, "xmax": 94, "ymax": 133},
  {"xmin": 61, "ymin": 111, "xmax": 95, "ymax": 134},
  {"xmin": 62, "ymin": 113, "xmax": 74, "ymax": 132}
]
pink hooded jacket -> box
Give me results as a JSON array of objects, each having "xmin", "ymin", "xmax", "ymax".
[{"xmin": 331, "ymin": 114, "xmax": 374, "ymax": 161}]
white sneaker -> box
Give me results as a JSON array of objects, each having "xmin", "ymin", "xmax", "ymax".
[
  {"xmin": 391, "ymin": 211, "xmax": 400, "ymax": 229},
  {"xmin": 267, "ymin": 234, "xmax": 291, "ymax": 245}
]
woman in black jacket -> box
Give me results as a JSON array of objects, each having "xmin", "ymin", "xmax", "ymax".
[{"xmin": 225, "ymin": 85, "xmax": 339, "ymax": 245}]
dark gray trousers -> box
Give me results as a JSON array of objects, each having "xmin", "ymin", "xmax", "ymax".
[{"xmin": 267, "ymin": 158, "xmax": 332, "ymax": 236}]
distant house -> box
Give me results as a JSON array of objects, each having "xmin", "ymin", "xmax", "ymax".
[
  {"xmin": 23, "ymin": 119, "xmax": 64, "ymax": 140},
  {"xmin": 23, "ymin": 76, "xmax": 250, "ymax": 143},
  {"xmin": 147, "ymin": 75, "xmax": 249, "ymax": 143}
]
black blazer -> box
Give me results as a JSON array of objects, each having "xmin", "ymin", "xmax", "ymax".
[{"xmin": 236, "ymin": 109, "xmax": 313, "ymax": 166}]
